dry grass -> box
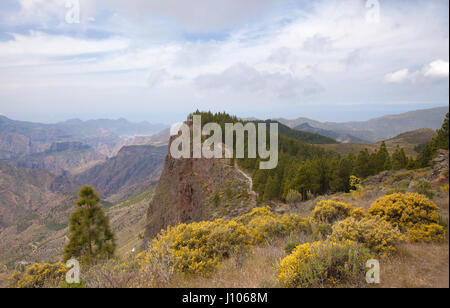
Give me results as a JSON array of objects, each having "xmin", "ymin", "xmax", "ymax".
[
  {"xmin": 167, "ymin": 234, "xmax": 314, "ymax": 289},
  {"xmin": 379, "ymin": 242, "xmax": 449, "ymax": 288}
]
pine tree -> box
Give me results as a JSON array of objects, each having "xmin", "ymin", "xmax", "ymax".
[
  {"xmin": 64, "ymin": 186, "xmax": 115, "ymax": 264},
  {"xmin": 354, "ymin": 149, "xmax": 371, "ymax": 178},
  {"xmin": 435, "ymin": 113, "xmax": 449, "ymax": 150},
  {"xmin": 331, "ymin": 152, "xmax": 354, "ymax": 192},
  {"xmin": 415, "ymin": 112, "xmax": 449, "ymax": 168},
  {"xmin": 263, "ymin": 175, "xmax": 280, "ymax": 201},
  {"xmin": 376, "ymin": 141, "xmax": 391, "ymax": 172},
  {"xmin": 392, "ymin": 146, "xmax": 408, "ymax": 170}
]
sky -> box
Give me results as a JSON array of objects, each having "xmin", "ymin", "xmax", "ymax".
[{"xmin": 0, "ymin": 0, "xmax": 448, "ymax": 124}]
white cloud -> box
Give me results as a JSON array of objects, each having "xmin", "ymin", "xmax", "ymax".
[
  {"xmin": 423, "ymin": 60, "xmax": 450, "ymax": 79},
  {"xmin": 105, "ymin": 0, "xmax": 279, "ymax": 32},
  {"xmin": 384, "ymin": 60, "xmax": 449, "ymax": 84},
  {"xmin": 195, "ymin": 63, "xmax": 323, "ymax": 99},
  {"xmin": 0, "ymin": 31, "xmax": 128, "ymax": 57},
  {"xmin": 384, "ymin": 69, "xmax": 410, "ymax": 83}
]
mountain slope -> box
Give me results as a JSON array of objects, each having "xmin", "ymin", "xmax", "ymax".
[
  {"xmin": 14, "ymin": 142, "xmax": 106, "ymax": 176},
  {"xmin": 277, "ymin": 106, "xmax": 449, "ymax": 142},
  {"xmin": 269, "ymin": 121, "xmax": 338, "ymax": 144},
  {"xmin": 320, "ymin": 128, "xmax": 438, "ymax": 157},
  {"xmin": 294, "ymin": 123, "xmax": 366, "ymax": 143},
  {"xmin": 74, "ymin": 145, "xmax": 167, "ymax": 202}
]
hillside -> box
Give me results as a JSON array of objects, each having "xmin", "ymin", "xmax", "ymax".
[
  {"xmin": 321, "ymin": 128, "xmax": 437, "ymax": 158},
  {"xmin": 0, "ymin": 162, "xmax": 77, "ymax": 228},
  {"xmin": 0, "ymin": 174, "xmax": 157, "ymax": 281},
  {"xmin": 294, "ymin": 122, "xmax": 366, "ymax": 143},
  {"xmin": 276, "ymin": 106, "xmax": 448, "ymax": 143},
  {"xmin": 74, "ymin": 145, "xmax": 167, "ymax": 203},
  {"xmin": 271, "ymin": 121, "xmax": 338, "ymax": 144},
  {"xmin": 14, "ymin": 142, "xmax": 106, "ymax": 176}
]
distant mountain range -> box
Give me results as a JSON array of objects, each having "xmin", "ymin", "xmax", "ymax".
[
  {"xmin": 276, "ymin": 106, "xmax": 449, "ymax": 143},
  {"xmin": 0, "ymin": 115, "xmax": 168, "ymax": 160},
  {"xmin": 293, "ymin": 123, "xmax": 366, "ymax": 143}
]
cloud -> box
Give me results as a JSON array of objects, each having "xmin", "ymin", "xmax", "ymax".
[
  {"xmin": 423, "ymin": 60, "xmax": 450, "ymax": 79},
  {"xmin": 195, "ymin": 63, "xmax": 323, "ymax": 99},
  {"xmin": 384, "ymin": 60, "xmax": 449, "ymax": 84},
  {"xmin": 105, "ymin": 0, "xmax": 279, "ymax": 32},
  {"xmin": 0, "ymin": 31, "xmax": 128, "ymax": 57},
  {"xmin": 384, "ymin": 69, "xmax": 411, "ymax": 84}
]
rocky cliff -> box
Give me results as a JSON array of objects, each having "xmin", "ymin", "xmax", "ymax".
[{"xmin": 144, "ymin": 134, "xmax": 255, "ymax": 243}]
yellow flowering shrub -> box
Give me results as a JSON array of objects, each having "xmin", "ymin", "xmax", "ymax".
[
  {"xmin": 329, "ymin": 217, "xmax": 403, "ymax": 255},
  {"xmin": 312, "ymin": 200, "xmax": 365, "ymax": 224},
  {"xmin": 368, "ymin": 193, "xmax": 440, "ymax": 230},
  {"xmin": 9, "ymin": 263, "xmax": 67, "ymax": 288},
  {"xmin": 407, "ymin": 223, "xmax": 446, "ymax": 243},
  {"xmin": 350, "ymin": 207, "xmax": 367, "ymax": 220},
  {"xmin": 234, "ymin": 207, "xmax": 311, "ymax": 245},
  {"xmin": 138, "ymin": 207, "xmax": 313, "ymax": 276},
  {"xmin": 138, "ymin": 219, "xmax": 252, "ymax": 276},
  {"xmin": 277, "ymin": 240, "xmax": 370, "ymax": 288}
]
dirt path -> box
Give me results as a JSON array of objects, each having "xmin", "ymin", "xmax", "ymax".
[{"xmin": 234, "ymin": 161, "xmax": 257, "ymax": 198}]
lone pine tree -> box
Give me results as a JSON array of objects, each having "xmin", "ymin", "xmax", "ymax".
[{"xmin": 64, "ymin": 186, "xmax": 115, "ymax": 264}]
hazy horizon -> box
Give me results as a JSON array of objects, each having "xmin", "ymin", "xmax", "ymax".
[{"xmin": 0, "ymin": 104, "xmax": 448, "ymax": 126}]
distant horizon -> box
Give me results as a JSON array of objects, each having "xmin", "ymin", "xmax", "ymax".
[{"xmin": 1, "ymin": 104, "xmax": 448, "ymax": 126}]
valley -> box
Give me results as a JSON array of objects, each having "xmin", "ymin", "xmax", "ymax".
[{"xmin": 0, "ymin": 107, "xmax": 448, "ymax": 288}]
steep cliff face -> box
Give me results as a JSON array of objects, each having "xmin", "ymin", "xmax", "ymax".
[{"xmin": 144, "ymin": 135, "xmax": 255, "ymax": 242}]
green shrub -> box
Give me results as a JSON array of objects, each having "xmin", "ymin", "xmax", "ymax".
[{"xmin": 414, "ymin": 180, "xmax": 434, "ymax": 199}]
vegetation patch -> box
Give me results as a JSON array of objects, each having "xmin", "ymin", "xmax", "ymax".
[
  {"xmin": 277, "ymin": 241, "xmax": 370, "ymax": 288},
  {"xmin": 368, "ymin": 193, "xmax": 440, "ymax": 230},
  {"xmin": 329, "ymin": 217, "xmax": 403, "ymax": 255}
]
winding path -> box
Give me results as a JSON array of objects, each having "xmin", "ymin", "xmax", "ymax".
[{"xmin": 234, "ymin": 161, "xmax": 257, "ymax": 198}]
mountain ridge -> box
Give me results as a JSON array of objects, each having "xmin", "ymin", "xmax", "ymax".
[{"xmin": 275, "ymin": 106, "xmax": 449, "ymax": 143}]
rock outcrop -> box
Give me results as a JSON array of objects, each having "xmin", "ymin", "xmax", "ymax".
[
  {"xmin": 144, "ymin": 134, "xmax": 254, "ymax": 243},
  {"xmin": 431, "ymin": 149, "xmax": 449, "ymax": 186}
]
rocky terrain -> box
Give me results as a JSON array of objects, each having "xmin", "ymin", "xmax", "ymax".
[
  {"xmin": 14, "ymin": 142, "xmax": 107, "ymax": 176},
  {"xmin": 74, "ymin": 145, "xmax": 167, "ymax": 203},
  {"xmin": 144, "ymin": 133, "xmax": 255, "ymax": 242}
]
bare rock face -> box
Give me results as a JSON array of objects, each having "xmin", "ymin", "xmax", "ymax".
[
  {"xmin": 0, "ymin": 132, "xmax": 31, "ymax": 159},
  {"xmin": 144, "ymin": 135, "xmax": 253, "ymax": 243},
  {"xmin": 431, "ymin": 149, "xmax": 449, "ymax": 186}
]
